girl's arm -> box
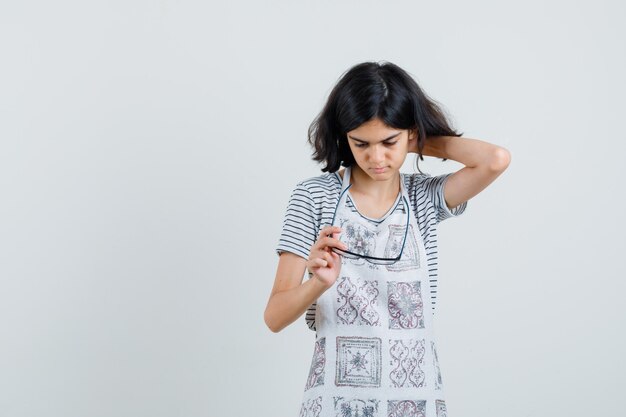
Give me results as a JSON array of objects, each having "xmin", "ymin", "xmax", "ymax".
[
  {"xmin": 264, "ymin": 252, "xmax": 330, "ymax": 333},
  {"xmin": 412, "ymin": 135, "xmax": 511, "ymax": 209},
  {"xmin": 265, "ymin": 225, "xmax": 344, "ymax": 333}
]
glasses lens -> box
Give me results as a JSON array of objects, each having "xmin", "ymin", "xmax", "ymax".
[
  {"xmin": 333, "ymin": 222, "xmax": 406, "ymax": 265},
  {"xmin": 382, "ymin": 224, "xmax": 406, "ymax": 258},
  {"xmin": 368, "ymin": 256, "xmax": 400, "ymax": 265},
  {"xmin": 331, "ymin": 195, "xmax": 409, "ymax": 266},
  {"xmin": 337, "ymin": 223, "xmax": 377, "ymax": 259}
]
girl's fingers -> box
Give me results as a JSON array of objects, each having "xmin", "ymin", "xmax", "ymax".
[
  {"xmin": 324, "ymin": 235, "xmax": 348, "ymax": 251},
  {"xmin": 309, "ymin": 253, "xmax": 334, "ymax": 269},
  {"xmin": 318, "ymin": 258, "xmax": 329, "ymax": 267},
  {"xmin": 322, "ymin": 251, "xmax": 332, "ymax": 263},
  {"xmin": 310, "ymin": 257, "xmax": 328, "ymax": 268},
  {"xmin": 319, "ymin": 226, "xmax": 342, "ymax": 240},
  {"xmin": 309, "ymin": 226, "xmax": 345, "ymax": 267},
  {"xmin": 312, "ymin": 229, "xmax": 346, "ymax": 253}
]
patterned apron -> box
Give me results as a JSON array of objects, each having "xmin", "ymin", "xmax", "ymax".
[{"xmin": 299, "ymin": 166, "xmax": 448, "ymax": 417}]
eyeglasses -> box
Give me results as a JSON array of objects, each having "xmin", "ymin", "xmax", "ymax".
[{"xmin": 329, "ymin": 183, "xmax": 410, "ymax": 265}]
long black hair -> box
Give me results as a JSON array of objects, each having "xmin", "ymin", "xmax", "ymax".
[{"xmin": 307, "ymin": 61, "xmax": 463, "ymax": 174}]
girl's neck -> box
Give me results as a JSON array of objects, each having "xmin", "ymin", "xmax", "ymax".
[{"xmin": 346, "ymin": 164, "xmax": 401, "ymax": 200}]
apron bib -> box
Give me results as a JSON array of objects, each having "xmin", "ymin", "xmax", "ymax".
[{"xmin": 299, "ymin": 166, "xmax": 449, "ymax": 417}]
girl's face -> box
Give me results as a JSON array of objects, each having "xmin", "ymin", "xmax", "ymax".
[{"xmin": 345, "ymin": 118, "xmax": 416, "ymax": 180}]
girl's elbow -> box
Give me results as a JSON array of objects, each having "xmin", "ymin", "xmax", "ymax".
[
  {"xmin": 489, "ymin": 147, "xmax": 511, "ymax": 171},
  {"xmin": 264, "ymin": 308, "xmax": 283, "ymax": 333}
]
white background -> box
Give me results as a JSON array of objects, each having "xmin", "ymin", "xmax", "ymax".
[{"xmin": 1, "ymin": 1, "xmax": 624, "ymax": 416}]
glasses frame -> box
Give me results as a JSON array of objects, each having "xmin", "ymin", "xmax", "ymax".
[{"xmin": 329, "ymin": 183, "xmax": 410, "ymax": 264}]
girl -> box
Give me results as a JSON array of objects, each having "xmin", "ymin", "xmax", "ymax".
[{"xmin": 265, "ymin": 61, "xmax": 510, "ymax": 417}]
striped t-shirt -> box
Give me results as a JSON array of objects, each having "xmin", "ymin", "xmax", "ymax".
[{"xmin": 275, "ymin": 169, "xmax": 467, "ymax": 331}]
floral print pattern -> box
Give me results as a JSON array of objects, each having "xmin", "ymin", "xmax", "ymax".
[
  {"xmin": 387, "ymin": 400, "xmax": 426, "ymax": 417},
  {"xmin": 388, "ymin": 281, "xmax": 425, "ymax": 329},
  {"xmin": 336, "ymin": 276, "xmax": 381, "ymax": 326},
  {"xmin": 388, "ymin": 338, "xmax": 426, "ymax": 388},
  {"xmin": 335, "ymin": 336, "xmax": 382, "ymax": 388},
  {"xmin": 305, "ymin": 337, "xmax": 326, "ymax": 391}
]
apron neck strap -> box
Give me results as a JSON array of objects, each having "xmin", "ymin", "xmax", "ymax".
[{"xmin": 340, "ymin": 165, "xmax": 352, "ymax": 192}]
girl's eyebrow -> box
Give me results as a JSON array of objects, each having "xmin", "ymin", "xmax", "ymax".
[{"xmin": 347, "ymin": 132, "xmax": 401, "ymax": 143}]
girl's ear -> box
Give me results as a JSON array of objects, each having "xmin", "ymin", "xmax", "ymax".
[{"xmin": 408, "ymin": 128, "xmax": 418, "ymax": 141}]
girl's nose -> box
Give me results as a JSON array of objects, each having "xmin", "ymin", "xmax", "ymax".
[{"xmin": 369, "ymin": 145, "xmax": 385, "ymax": 163}]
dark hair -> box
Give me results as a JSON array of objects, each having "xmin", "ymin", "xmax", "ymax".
[{"xmin": 307, "ymin": 61, "xmax": 464, "ymax": 174}]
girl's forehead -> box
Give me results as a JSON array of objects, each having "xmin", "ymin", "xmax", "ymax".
[{"xmin": 348, "ymin": 121, "xmax": 404, "ymax": 141}]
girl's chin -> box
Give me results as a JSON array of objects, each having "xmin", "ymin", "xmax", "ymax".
[
  {"xmin": 354, "ymin": 164, "xmax": 399, "ymax": 177},
  {"xmin": 367, "ymin": 168, "xmax": 399, "ymax": 179}
]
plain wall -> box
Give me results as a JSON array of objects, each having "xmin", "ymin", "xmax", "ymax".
[{"xmin": 1, "ymin": 1, "xmax": 624, "ymax": 416}]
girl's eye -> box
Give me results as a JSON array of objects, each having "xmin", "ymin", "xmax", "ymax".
[{"xmin": 355, "ymin": 141, "xmax": 398, "ymax": 148}]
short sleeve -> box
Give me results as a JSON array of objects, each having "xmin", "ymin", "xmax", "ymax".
[
  {"xmin": 275, "ymin": 181, "xmax": 319, "ymax": 260},
  {"xmin": 419, "ymin": 172, "xmax": 468, "ymax": 223}
]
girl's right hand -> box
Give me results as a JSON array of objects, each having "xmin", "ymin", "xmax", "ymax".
[{"xmin": 306, "ymin": 226, "xmax": 347, "ymax": 289}]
